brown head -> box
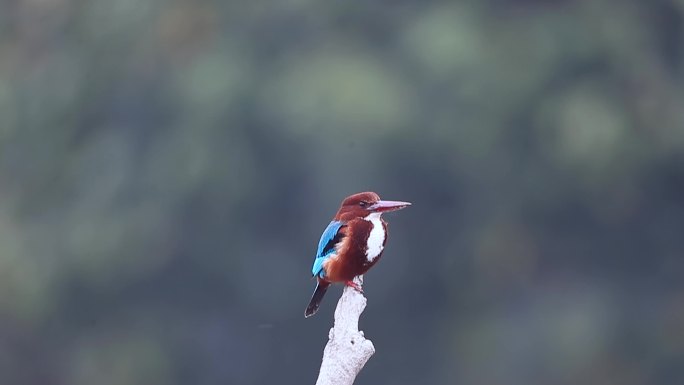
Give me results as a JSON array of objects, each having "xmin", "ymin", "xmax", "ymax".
[{"xmin": 333, "ymin": 191, "xmax": 411, "ymax": 222}]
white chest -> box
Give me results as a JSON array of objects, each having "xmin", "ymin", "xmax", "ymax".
[{"xmin": 364, "ymin": 213, "xmax": 385, "ymax": 262}]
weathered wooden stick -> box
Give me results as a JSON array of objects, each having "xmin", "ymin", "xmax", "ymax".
[{"xmin": 315, "ymin": 276, "xmax": 375, "ymax": 385}]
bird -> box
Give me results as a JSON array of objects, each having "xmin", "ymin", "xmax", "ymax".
[{"xmin": 305, "ymin": 191, "xmax": 411, "ymax": 318}]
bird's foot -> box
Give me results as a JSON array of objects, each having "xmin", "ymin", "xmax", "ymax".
[{"xmin": 345, "ymin": 280, "xmax": 364, "ymax": 293}]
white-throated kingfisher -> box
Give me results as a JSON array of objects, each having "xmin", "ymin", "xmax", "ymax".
[{"xmin": 305, "ymin": 191, "xmax": 411, "ymax": 318}]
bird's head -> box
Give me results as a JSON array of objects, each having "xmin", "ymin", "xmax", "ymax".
[{"xmin": 334, "ymin": 191, "xmax": 411, "ymax": 221}]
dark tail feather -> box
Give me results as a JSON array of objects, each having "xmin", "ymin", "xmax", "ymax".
[{"xmin": 305, "ymin": 281, "xmax": 330, "ymax": 318}]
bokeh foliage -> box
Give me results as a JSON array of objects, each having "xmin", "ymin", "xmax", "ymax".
[{"xmin": 1, "ymin": 0, "xmax": 683, "ymax": 384}]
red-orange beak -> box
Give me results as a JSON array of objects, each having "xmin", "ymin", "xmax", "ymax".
[{"xmin": 368, "ymin": 200, "xmax": 411, "ymax": 213}]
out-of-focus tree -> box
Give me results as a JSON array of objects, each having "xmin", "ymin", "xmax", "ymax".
[{"xmin": 0, "ymin": 0, "xmax": 683, "ymax": 384}]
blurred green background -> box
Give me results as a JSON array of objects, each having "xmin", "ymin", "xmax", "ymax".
[{"xmin": 1, "ymin": 0, "xmax": 684, "ymax": 384}]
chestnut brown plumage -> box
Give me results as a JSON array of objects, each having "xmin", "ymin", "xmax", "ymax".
[{"xmin": 305, "ymin": 192, "xmax": 410, "ymax": 317}]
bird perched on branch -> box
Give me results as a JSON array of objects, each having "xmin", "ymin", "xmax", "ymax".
[{"xmin": 305, "ymin": 192, "xmax": 411, "ymax": 318}]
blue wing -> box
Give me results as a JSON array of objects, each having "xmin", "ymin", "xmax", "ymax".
[{"xmin": 311, "ymin": 220, "xmax": 344, "ymax": 278}]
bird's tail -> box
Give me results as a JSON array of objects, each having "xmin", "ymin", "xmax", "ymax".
[{"xmin": 305, "ymin": 280, "xmax": 330, "ymax": 318}]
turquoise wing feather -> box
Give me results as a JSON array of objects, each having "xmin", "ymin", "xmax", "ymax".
[{"xmin": 311, "ymin": 220, "xmax": 344, "ymax": 278}]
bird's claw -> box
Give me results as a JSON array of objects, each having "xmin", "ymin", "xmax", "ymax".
[{"xmin": 345, "ymin": 280, "xmax": 364, "ymax": 293}]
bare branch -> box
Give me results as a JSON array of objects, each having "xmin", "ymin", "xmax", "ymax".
[{"xmin": 315, "ymin": 276, "xmax": 375, "ymax": 385}]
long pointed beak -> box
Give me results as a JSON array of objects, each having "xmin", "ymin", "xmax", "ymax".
[{"xmin": 369, "ymin": 200, "xmax": 411, "ymax": 213}]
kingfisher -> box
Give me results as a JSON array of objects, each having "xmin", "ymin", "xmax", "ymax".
[{"xmin": 305, "ymin": 191, "xmax": 411, "ymax": 318}]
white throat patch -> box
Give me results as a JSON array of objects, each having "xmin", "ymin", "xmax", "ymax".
[{"xmin": 364, "ymin": 212, "xmax": 385, "ymax": 262}]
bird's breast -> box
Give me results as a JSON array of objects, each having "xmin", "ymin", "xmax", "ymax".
[
  {"xmin": 364, "ymin": 212, "xmax": 385, "ymax": 262},
  {"xmin": 322, "ymin": 215, "xmax": 387, "ymax": 282}
]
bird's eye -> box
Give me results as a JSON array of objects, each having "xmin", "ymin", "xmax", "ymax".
[{"xmin": 359, "ymin": 201, "xmax": 369, "ymax": 207}]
